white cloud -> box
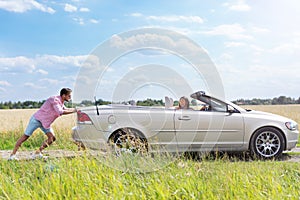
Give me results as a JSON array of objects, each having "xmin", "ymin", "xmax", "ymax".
[
  {"xmin": 229, "ymin": 4, "xmax": 251, "ymax": 11},
  {"xmin": 106, "ymin": 67, "xmax": 115, "ymax": 72},
  {"xmin": 224, "ymin": 41, "xmax": 246, "ymax": 47},
  {"xmin": 0, "ymin": 55, "xmax": 87, "ymax": 75},
  {"xmin": 90, "ymin": 19, "xmax": 99, "ymax": 24},
  {"xmin": 247, "ymin": 64, "xmax": 300, "ymax": 80},
  {"xmin": 130, "ymin": 12, "xmax": 143, "ymax": 17},
  {"xmin": 79, "ymin": 7, "xmax": 89, "ymax": 12},
  {"xmin": 202, "ymin": 23, "xmax": 252, "ymax": 40},
  {"xmin": 24, "ymin": 82, "xmax": 45, "ymax": 89},
  {"xmin": 73, "ymin": 17, "xmax": 84, "ymax": 25},
  {"xmin": 0, "ymin": 81, "xmax": 11, "ymax": 86},
  {"xmin": 36, "ymin": 69, "xmax": 48, "ymax": 75},
  {"xmin": 64, "ymin": 3, "xmax": 77, "ymax": 12},
  {"xmin": 217, "ymin": 61, "xmax": 300, "ymax": 99},
  {"xmin": 223, "ymin": 0, "xmax": 251, "ymax": 12},
  {"xmin": 0, "ymin": 56, "xmax": 36, "ymax": 74},
  {"xmin": 251, "ymin": 26, "xmax": 270, "ymax": 34},
  {"xmin": 35, "ymin": 55, "xmax": 87, "ymax": 69},
  {"xmin": 129, "ymin": 13, "xmax": 204, "ymax": 24},
  {"xmin": 110, "ymin": 34, "xmax": 175, "ymax": 51},
  {"xmin": 146, "ymin": 15, "xmax": 204, "ymax": 24},
  {"xmin": 249, "ymin": 44, "xmax": 264, "ymax": 52},
  {"xmin": 219, "ymin": 53, "xmax": 234, "ymax": 61},
  {"xmin": 0, "ymin": 0, "xmax": 55, "ymax": 14},
  {"xmin": 270, "ymin": 43, "xmax": 300, "ymax": 55},
  {"xmin": 40, "ymin": 78, "xmax": 60, "ymax": 85},
  {"xmin": 109, "ymin": 32, "xmax": 208, "ymax": 57}
]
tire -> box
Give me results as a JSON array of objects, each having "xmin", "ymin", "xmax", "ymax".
[
  {"xmin": 250, "ymin": 127, "xmax": 285, "ymax": 159},
  {"xmin": 111, "ymin": 128, "xmax": 148, "ymax": 156}
]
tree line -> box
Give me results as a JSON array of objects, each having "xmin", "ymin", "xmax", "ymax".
[
  {"xmin": 0, "ymin": 100, "xmax": 73, "ymax": 109},
  {"xmin": 0, "ymin": 95, "xmax": 300, "ymax": 109},
  {"xmin": 232, "ymin": 96, "xmax": 300, "ymax": 105}
]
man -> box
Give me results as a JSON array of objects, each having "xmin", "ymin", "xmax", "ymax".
[{"xmin": 9, "ymin": 88, "xmax": 77, "ymax": 160}]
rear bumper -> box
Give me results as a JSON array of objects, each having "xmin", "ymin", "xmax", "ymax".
[{"xmin": 72, "ymin": 126, "xmax": 108, "ymax": 150}]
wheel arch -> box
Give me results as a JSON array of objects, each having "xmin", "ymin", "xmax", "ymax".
[
  {"xmin": 248, "ymin": 125, "xmax": 287, "ymax": 151},
  {"xmin": 108, "ymin": 127, "xmax": 147, "ymax": 143}
]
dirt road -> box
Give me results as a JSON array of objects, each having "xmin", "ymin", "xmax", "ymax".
[
  {"xmin": 0, "ymin": 150, "xmax": 84, "ymax": 160},
  {"xmin": 1, "ymin": 148, "xmax": 300, "ymax": 161}
]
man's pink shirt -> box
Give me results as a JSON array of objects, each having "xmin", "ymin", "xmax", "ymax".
[{"xmin": 34, "ymin": 95, "xmax": 65, "ymax": 129}]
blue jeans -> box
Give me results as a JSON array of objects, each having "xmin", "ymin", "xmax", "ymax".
[{"xmin": 24, "ymin": 116, "xmax": 54, "ymax": 136}]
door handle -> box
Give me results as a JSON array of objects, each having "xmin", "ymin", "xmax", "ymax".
[{"xmin": 178, "ymin": 116, "xmax": 191, "ymax": 121}]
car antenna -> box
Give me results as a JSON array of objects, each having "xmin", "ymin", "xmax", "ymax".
[{"xmin": 94, "ymin": 96, "xmax": 99, "ymax": 115}]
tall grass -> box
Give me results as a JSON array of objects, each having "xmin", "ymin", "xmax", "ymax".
[{"xmin": 1, "ymin": 156, "xmax": 300, "ymax": 199}]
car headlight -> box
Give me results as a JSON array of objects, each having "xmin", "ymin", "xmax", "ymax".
[{"xmin": 285, "ymin": 121, "xmax": 298, "ymax": 131}]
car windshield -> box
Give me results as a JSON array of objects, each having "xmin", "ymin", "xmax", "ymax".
[{"xmin": 190, "ymin": 94, "xmax": 246, "ymax": 112}]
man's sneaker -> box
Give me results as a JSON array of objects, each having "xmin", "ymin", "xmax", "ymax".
[
  {"xmin": 8, "ymin": 154, "xmax": 19, "ymax": 161},
  {"xmin": 31, "ymin": 152, "xmax": 48, "ymax": 160}
]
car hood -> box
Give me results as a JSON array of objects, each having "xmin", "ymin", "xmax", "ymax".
[{"xmin": 244, "ymin": 110, "xmax": 294, "ymax": 122}]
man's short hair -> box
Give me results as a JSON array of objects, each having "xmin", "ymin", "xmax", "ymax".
[{"xmin": 60, "ymin": 88, "xmax": 72, "ymax": 96}]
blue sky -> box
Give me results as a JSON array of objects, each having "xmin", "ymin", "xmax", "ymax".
[{"xmin": 0, "ymin": 0, "xmax": 300, "ymax": 102}]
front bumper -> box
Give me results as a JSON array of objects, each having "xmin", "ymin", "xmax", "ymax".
[{"xmin": 286, "ymin": 129, "xmax": 299, "ymax": 150}]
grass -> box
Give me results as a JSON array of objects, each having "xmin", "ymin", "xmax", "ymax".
[
  {"xmin": 1, "ymin": 156, "xmax": 300, "ymax": 199},
  {"xmin": 0, "ymin": 106, "xmax": 300, "ymax": 199}
]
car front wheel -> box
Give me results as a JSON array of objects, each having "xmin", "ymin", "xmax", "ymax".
[{"xmin": 250, "ymin": 127, "xmax": 285, "ymax": 159}]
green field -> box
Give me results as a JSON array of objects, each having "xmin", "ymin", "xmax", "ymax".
[{"xmin": 1, "ymin": 106, "xmax": 300, "ymax": 199}]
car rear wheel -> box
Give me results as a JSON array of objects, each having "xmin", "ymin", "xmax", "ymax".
[
  {"xmin": 250, "ymin": 127, "xmax": 285, "ymax": 159},
  {"xmin": 111, "ymin": 128, "xmax": 148, "ymax": 156}
]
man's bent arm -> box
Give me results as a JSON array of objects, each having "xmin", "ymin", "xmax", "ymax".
[{"xmin": 62, "ymin": 108, "xmax": 77, "ymax": 115}]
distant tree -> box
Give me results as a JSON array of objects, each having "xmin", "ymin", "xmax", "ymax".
[
  {"xmin": 97, "ymin": 99, "xmax": 111, "ymax": 105},
  {"xmin": 272, "ymin": 97, "xmax": 278, "ymax": 105},
  {"xmin": 173, "ymin": 100, "xmax": 179, "ymax": 106},
  {"xmin": 278, "ymin": 96, "xmax": 286, "ymax": 104},
  {"xmin": 14, "ymin": 101, "xmax": 22, "ymax": 109},
  {"xmin": 136, "ymin": 99, "xmax": 164, "ymax": 106},
  {"xmin": 80, "ymin": 100, "xmax": 93, "ymax": 106},
  {"xmin": 273, "ymin": 96, "xmax": 294, "ymax": 105}
]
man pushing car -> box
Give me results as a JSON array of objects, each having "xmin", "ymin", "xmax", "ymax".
[{"xmin": 9, "ymin": 88, "xmax": 77, "ymax": 160}]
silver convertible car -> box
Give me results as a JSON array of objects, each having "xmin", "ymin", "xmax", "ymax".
[{"xmin": 72, "ymin": 91, "xmax": 299, "ymax": 159}]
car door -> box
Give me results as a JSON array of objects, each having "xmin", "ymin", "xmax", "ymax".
[
  {"xmin": 144, "ymin": 107, "xmax": 177, "ymax": 152},
  {"xmin": 174, "ymin": 98, "xmax": 244, "ymax": 152}
]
